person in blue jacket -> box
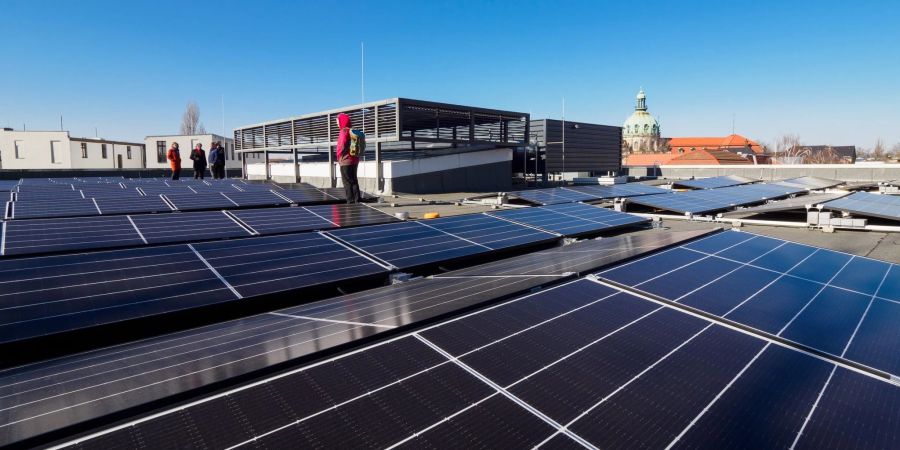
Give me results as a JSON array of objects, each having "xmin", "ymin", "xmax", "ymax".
[{"xmin": 208, "ymin": 142, "xmax": 226, "ymax": 179}]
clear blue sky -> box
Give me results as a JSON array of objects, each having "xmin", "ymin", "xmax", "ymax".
[{"xmin": 2, "ymin": 0, "xmax": 898, "ymax": 149}]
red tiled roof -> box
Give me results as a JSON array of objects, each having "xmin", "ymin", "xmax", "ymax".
[
  {"xmin": 667, "ymin": 149, "xmax": 753, "ymax": 165},
  {"xmin": 667, "ymin": 134, "xmax": 764, "ymax": 154},
  {"xmin": 623, "ymin": 153, "xmax": 676, "ymax": 166}
]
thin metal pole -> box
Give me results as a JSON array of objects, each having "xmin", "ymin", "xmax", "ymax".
[{"xmin": 561, "ymin": 98, "xmax": 566, "ymax": 182}]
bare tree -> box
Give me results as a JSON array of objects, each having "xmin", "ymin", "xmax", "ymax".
[
  {"xmin": 180, "ymin": 101, "xmax": 207, "ymax": 135},
  {"xmin": 803, "ymin": 147, "xmax": 842, "ymax": 164},
  {"xmin": 872, "ymin": 138, "xmax": 886, "ymax": 161},
  {"xmin": 891, "ymin": 143, "xmax": 900, "ymax": 159},
  {"xmin": 772, "ymin": 133, "xmax": 803, "ymax": 163}
]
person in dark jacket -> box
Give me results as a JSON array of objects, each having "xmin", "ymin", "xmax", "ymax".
[
  {"xmin": 167, "ymin": 143, "xmax": 182, "ymax": 180},
  {"xmin": 208, "ymin": 141, "xmax": 226, "ymax": 179},
  {"xmin": 335, "ymin": 113, "xmax": 360, "ymax": 203},
  {"xmin": 189, "ymin": 143, "xmax": 207, "ymax": 179}
]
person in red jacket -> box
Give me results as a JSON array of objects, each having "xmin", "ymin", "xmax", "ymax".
[
  {"xmin": 335, "ymin": 113, "xmax": 361, "ymax": 203},
  {"xmin": 167, "ymin": 143, "xmax": 182, "ymax": 180}
]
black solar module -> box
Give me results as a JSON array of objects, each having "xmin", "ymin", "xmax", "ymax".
[
  {"xmin": 0, "ymin": 180, "xmax": 20, "ymax": 191},
  {"xmin": 487, "ymin": 202, "xmax": 649, "ymax": 236},
  {"xmin": 0, "ymin": 245, "xmax": 239, "ymax": 346},
  {"xmin": 0, "ymin": 216, "xmax": 144, "ymax": 256},
  {"xmin": 0, "ymin": 272, "xmax": 570, "ymax": 447},
  {"xmin": 626, "ymin": 183, "xmax": 807, "ymax": 214},
  {"xmin": 326, "ymin": 221, "xmax": 486, "ymax": 269},
  {"xmin": 567, "ymin": 183, "xmax": 672, "ymax": 199},
  {"xmin": 597, "ymin": 230, "xmax": 900, "ymax": 377},
  {"xmin": 60, "ymin": 278, "xmax": 900, "ymax": 449},
  {"xmin": 508, "ymin": 187, "xmax": 598, "ymax": 205},
  {"xmin": 9, "ymin": 198, "xmax": 101, "ymax": 219},
  {"xmin": 137, "ymin": 185, "xmax": 196, "ymax": 195},
  {"xmin": 231, "ymin": 204, "xmax": 399, "ymax": 235},
  {"xmin": 13, "ymin": 189, "xmax": 84, "ymax": 201},
  {"xmin": 275, "ymin": 187, "xmax": 335, "ymax": 204},
  {"xmin": 163, "ymin": 193, "xmax": 239, "ymax": 211},
  {"xmin": 820, "ymin": 191, "xmax": 900, "ymax": 221},
  {"xmin": 129, "ymin": 211, "xmax": 253, "ymax": 244},
  {"xmin": 671, "ymin": 175, "xmax": 758, "ymax": 190},
  {"xmin": 189, "ymin": 232, "xmax": 388, "ymax": 297},
  {"xmin": 721, "ymin": 192, "xmax": 850, "ymax": 217},
  {"xmin": 420, "ymin": 214, "xmax": 559, "ymax": 250},
  {"xmin": 221, "ymin": 190, "xmax": 292, "ymax": 207},
  {"xmin": 93, "ymin": 195, "xmax": 173, "ymax": 215}
]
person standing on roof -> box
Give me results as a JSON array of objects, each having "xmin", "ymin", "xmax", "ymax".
[
  {"xmin": 208, "ymin": 141, "xmax": 226, "ymax": 179},
  {"xmin": 167, "ymin": 142, "xmax": 182, "ymax": 180},
  {"xmin": 189, "ymin": 143, "xmax": 207, "ymax": 179},
  {"xmin": 335, "ymin": 113, "xmax": 361, "ymax": 203}
]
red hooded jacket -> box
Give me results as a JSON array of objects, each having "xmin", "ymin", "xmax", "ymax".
[{"xmin": 335, "ymin": 113, "xmax": 358, "ymax": 166}]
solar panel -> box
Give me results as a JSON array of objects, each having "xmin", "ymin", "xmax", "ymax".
[
  {"xmin": 93, "ymin": 195, "xmax": 173, "ymax": 215},
  {"xmin": 819, "ymin": 191, "xmax": 900, "ymax": 221},
  {"xmin": 597, "ymin": 230, "xmax": 900, "ymax": 376},
  {"xmin": 221, "ymin": 190, "xmax": 291, "ymax": 207},
  {"xmin": 190, "ymin": 232, "xmax": 388, "ymax": 297},
  {"xmin": 231, "ymin": 204, "xmax": 399, "ymax": 235},
  {"xmin": 9, "ymin": 198, "xmax": 101, "ymax": 219},
  {"xmin": 0, "ymin": 245, "xmax": 238, "ymax": 346},
  {"xmin": 487, "ymin": 202, "xmax": 648, "ymax": 236},
  {"xmin": 721, "ymin": 192, "xmax": 851, "ymax": 217},
  {"xmin": 671, "ymin": 175, "xmax": 757, "ymax": 190},
  {"xmin": 130, "ymin": 211, "xmax": 253, "ymax": 244},
  {"xmin": 318, "ymin": 186, "xmax": 377, "ymax": 202},
  {"xmin": 63, "ymin": 278, "xmax": 899, "ymax": 449},
  {"xmin": 776, "ymin": 176, "xmax": 844, "ymax": 190},
  {"xmin": 13, "ymin": 189, "xmax": 84, "ymax": 201},
  {"xmin": 420, "ymin": 213, "xmax": 558, "ymax": 250},
  {"xmin": 626, "ymin": 183, "xmax": 807, "ymax": 214},
  {"xmin": 138, "ymin": 185, "xmax": 196, "ymax": 195},
  {"xmin": 325, "ymin": 221, "xmax": 489, "ymax": 270},
  {"xmin": 508, "ymin": 187, "xmax": 598, "ymax": 205},
  {"xmin": 275, "ymin": 187, "xmax": 335, "ymax": 204},
  {"xmin": 567, "ymin": 182, "xmax": 671, "ymax": 199},
  {"xmin": 163, "ymin": 193, "xmax": 238, "ymax": 211},
  {"xmin": 0, "ymin": 180, "xmax": 20, "ymax": 192},
  {"xmin": 0, "ymin": 216, "xmax": 144, "ymax": 256},
  {"xmin": 0, "ymin": 264, "xmax": 576, "ymax": 447},
  {"xmin": 303, "ymin": 203, "xmax": 400, "ymax": 228},
  {"xmin": 439, "ymin": 229, "xmax": 717, "ymax": 277}
]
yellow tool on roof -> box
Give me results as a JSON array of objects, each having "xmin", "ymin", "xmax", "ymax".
[{"xmin": 422, "ymin": 212, "xmax": 441, "ymax": 219}]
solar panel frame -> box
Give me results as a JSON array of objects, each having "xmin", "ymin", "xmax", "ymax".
[
  {"xmin": 275, "ymin": 187, "xmax": 336, "ymax": 204},
  {"xmin": 221, "ymin": 190, "xmax": 292, "ymax": 207}
]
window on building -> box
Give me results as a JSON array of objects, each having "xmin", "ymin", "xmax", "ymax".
[
  {"xmin": 14, "ymin": 140, "xmax": 23, "ymax": 159},
  {"xmin": 126, "ymin": 146, "xmax": 132, "ymax": 159},
  {"xmin": 80, "ymin": 142, "xmax": 88, "ymax": 158},
  {"xmin": 156, "ymin": 141, "xmax": 166, "ymax": 163},
  {"xmin": 101, "ymin": 144, "xmax": 108, "ymax": 159}
]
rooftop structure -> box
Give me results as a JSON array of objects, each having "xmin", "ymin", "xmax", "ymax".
[
  {"xmin": 0, "ymin": 130, "xmax": 145, "ymax": 170},
  {"xmin": 622, "ymin": 88, "xmax": 662, "ymax": 153}
]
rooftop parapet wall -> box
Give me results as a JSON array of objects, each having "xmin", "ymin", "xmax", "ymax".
[{"xmin": 624, "ymin": 164, "xmax": 900, "ymax": 182}]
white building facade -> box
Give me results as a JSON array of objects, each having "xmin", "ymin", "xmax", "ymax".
[
  {"xmin": 0, "ymin": 130, "xmax": 145, "ymax": 169},
  {"xmin": 143, "ymin": 134, "xmax": 240, "ymax": 171}
]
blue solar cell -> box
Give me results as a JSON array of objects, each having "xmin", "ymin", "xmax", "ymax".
[
  {"xmin": 420, "ymin": 214, "xmax": 558, "ymax": 250},
  {"xmin": 10, "ymin": 198, "xmax": 101, "ymax": 219},
  {"xmin": 672, "ymin": 175, "xmax": 756, "ymax": 190},
  {"xmin": 781, "ymin": 287, "xmax": 871, "ymax": 355},
  {"xmin": 829, "ymin": 257, "xmax": 891, "ymax": 296},
  {"xmin": 164, "ymin": 193, "xmax": 238, "ymax": 211},
  {"xmin": 876, "ymin": 265, "xmax": 900, "ymax": 301},
  {"xmin": 670, "ymin": 345, "xmax": 833, "ymax": 449},
  {"xmin": 508, "ymin": 187, "xmax": 597, "ymax": 205},
  {"xmin": 488, "ymin": 203, "xmax": 647, "ymax": 236},
  {"xmin": 601, "ymin": 248, "xmax": 701, "ymax": 286},
  {"xmin": 627, "ymin": 183, "xmax": 806, "ymax": 214},
  {"xmin": 787, "ymin": 251, "xmax": 852, "ymax": 284},
  {"xmin": 677, "ymin": 266, "xmax": 780, "ymax": 315},
  {"xmin": 794, "ymin": 369, "xmax": 900, "ymax": 450},
  {"xmin": 326, "ymin": 221, "xmax": 487, "ymax": 270},
  {"xmin": 844, "ymin": 298, "xmax": 900, "ymax": 375},
  {"xmin": 748, "ymin": 242, "xmax": 817, "ymax": 273},
  {"xmin": 636, "ymin": 256, "xmax": 742, "ymax": 300}
]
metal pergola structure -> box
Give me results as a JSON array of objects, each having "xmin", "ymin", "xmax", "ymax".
[{"xmin": 233, "ymin": 98, "xmax": 529, "ymax": 189}]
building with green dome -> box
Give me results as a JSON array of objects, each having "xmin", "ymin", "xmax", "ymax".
[{"xmin": 622, "ymin": 88, "xmax": 661, "ymax": 153}]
